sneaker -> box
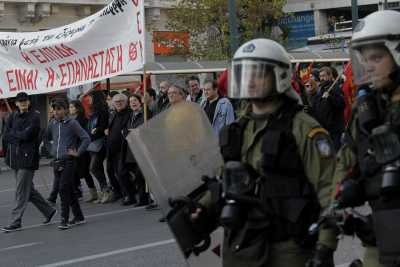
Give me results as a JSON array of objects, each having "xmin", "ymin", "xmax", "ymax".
[
  {"xmin": 58, "ymin": 222, "xmax": 70, "ymax": 230},
  {"xmin": 69, "ymin": 218, "xmax": 86, "ymax": 226},
  {"xmin": 2, "ymin": 224, "xmax": 22, "ymax": 232},
  {"xmin": 42, "ymin": 209, "xmax": 57, "ymax": 225}
]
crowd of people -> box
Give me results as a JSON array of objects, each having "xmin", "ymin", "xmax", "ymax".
[{"xmin": 0, "ymin": 74, "xmax": 237, "ymax": 231}]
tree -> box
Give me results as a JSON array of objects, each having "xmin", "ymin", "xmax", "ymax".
[{"xmin": 167, "ymin": 0, "xmax": 287, "ymax": 60}]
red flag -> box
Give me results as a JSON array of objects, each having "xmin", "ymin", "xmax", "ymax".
[
  {"xmin": 342, "ymin": 62, "xmax": 357, "ymax": 125},
  {"xmin": 137, "ymin": 75, "xmax": 152, "ymax": 95},
  {"xmin": 299, "ymin": 62, "xmax": 314, "ymax": 84},
  {"xmin": 291, "ymin": 63, "xmax": 301, "ymax": 95},
  {"xmin": 218, "ymin": 69, "xmax": 228, "ymax": 97}
]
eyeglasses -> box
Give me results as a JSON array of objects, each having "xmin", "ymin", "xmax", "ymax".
[{"xmin": 305, "ymin": 84, "xmax": 312, "ymax": 88}]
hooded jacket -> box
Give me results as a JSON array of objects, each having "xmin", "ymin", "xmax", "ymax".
[{"xmin": 47, "ymin": 117, "xmax": 90, "ymax": 160}]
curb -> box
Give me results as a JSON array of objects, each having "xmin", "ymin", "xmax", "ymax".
[{"xmin": 0, "ymin": 160, "xmax": 52, "ymax": 172}]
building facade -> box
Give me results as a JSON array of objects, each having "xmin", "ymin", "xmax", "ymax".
[{"xmin": 282, "ymin": 0, "xmax": 400, "ymax": 48}]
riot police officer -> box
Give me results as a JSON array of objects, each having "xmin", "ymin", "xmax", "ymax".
[
  {"xmin": 334, "ymin": 10, "xmax": 400, "ymax": 267},
  {"xmin": 193, "ymin": 39, "xmax": 338, "ymax": 267}
]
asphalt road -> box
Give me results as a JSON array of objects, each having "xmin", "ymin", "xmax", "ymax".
[{"xmin": 0, "ymin": 165, "xmax": 365, "ymax": 267}]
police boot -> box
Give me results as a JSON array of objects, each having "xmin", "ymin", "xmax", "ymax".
[{"xmin": 86, "ymin": 188, "xmax": 98, "ymax": 203}]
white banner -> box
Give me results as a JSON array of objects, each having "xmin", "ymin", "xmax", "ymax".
[{"xmin": 0, "ymin": 0, "xmax": 145, "ymax": 99}]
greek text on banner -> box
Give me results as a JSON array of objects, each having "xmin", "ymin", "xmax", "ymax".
[{"xmin": 0, "ymin": 0, "xmax": 146, "ymax": 98}]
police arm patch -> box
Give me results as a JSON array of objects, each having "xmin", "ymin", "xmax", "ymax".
[
  {"xmin": 315, "ymin": 136, "xmax": 333, "ymax": 158},
  {"xmin": 308, "ymin": 127, "xmax": 333, "ymax": 158}
]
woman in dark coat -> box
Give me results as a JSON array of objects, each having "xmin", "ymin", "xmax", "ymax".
[
  {"xmin": 87, "ymin": 91, "xmax": 112, "ymax": 203},
  {"xmin": 69, "ymin": 100, "xmax": 98, "ymax": 202},
  {"xmin": 122, "ymin": 94, "xmax": 151, "ymax": 206}
]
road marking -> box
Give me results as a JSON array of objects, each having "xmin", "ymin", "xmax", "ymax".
[
  {"xmin": 37, "ymin": 239, "xmax": 175, "ymax": 267},
  {"xmin": 21, "ymin": 206, "xmax": 148, "ymax": 230},
  {"xmin": 0, "ymin": 184, "xmax": 52, "ymax": 193},
  {"xmin": 0, "ymin": 242, "xmax": 42, "ymax": 252}
]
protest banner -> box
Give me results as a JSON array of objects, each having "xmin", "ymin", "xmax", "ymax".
[{"xmin": 0, "ymin": 0, "xmax": 145, "ymax": 98}]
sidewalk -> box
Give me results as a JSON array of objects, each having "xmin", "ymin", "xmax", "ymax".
[{"xmin": 0, "ymin": 158, "xmax": 52, "ymax": 172}]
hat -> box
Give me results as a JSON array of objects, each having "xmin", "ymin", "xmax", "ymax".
[
  {"xmin": 51, "ymin": 99, "xmax": 68, "ymax": 109},
  {"xmin": 15, "ymin": 92, "xmax": 29, "ymax": 102}
]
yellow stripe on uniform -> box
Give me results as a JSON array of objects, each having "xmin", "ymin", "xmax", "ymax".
[{"xmin": 308, "ymin": 127, "xmax": 329, "ymax": 139}]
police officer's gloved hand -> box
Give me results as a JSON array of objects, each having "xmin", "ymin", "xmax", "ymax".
[{"xmin": 305, "ymin": 243, "xmax": 334, "ymax": 267}]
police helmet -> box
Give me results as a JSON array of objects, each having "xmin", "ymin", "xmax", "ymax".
[
  {"xmin": 229, "ymin": 39, "xmax": 300, "ymax": 102},
  {"xmin": 351, "ymin": 10, "xmax": 400, "ymax": 88}
]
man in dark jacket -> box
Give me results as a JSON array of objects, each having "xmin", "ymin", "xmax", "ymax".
[
  {"xmin": 312, "ymin": 66, "xmax": 345, "ymax": 150},
  {"xmin": 47, "ymin": 99, "xmax": 90, "ymax": 230},
  {"xmin": 2, "ymin": 92, "xmax": 56, "ymax": 232},
  {"xmin": 106, "ymin": 93, "xmax": 137, "ymax": 205}
]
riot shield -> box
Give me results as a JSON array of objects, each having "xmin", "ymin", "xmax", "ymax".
[{"xmin": 126, "ymin": 102, "xmax": 223, "ymax": 267}]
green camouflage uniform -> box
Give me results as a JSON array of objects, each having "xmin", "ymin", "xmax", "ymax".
[{"xmin": 219, "ymin": 104, "xmax": 337, "ymax": 267}]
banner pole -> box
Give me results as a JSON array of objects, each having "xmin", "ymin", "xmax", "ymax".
[{"xmin": 143, "ymin": 64, "xmax": 148, "ymax": 125}]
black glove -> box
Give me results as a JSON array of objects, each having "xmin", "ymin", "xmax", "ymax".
[{"xmin": 305, "ymin": 243, "xmax": 334, "ymax": 267}]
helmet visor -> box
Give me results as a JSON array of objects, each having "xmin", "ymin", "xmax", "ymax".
[
  {"xmin": 351, "ymin": 42, "xmax": 396, "ymax": 88},
  {"xmin": 229, "ymin": 59, "xmax": 275, "ymax": 99}
]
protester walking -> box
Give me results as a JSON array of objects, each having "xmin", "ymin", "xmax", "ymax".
[
  {"xmin": 87, "ymin": 91, "xmax": 112, "ymax": 203},
  {"xmin": 47, "ymin": 99, "xmax": 90, "ymax": 230},
  {"xmin": 2, "ymin": 92, "xmax": 56, "ymax": 232},
  {"xmin": 69, "ymin": 100, "xmax": 98, "ymax": 202}
]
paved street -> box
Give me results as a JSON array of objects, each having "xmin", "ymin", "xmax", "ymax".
[{"xmin": 0, "ymin": 164, "xmax": 365, "ymax": 267}]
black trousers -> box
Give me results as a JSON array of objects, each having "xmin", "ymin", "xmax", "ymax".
[
  {"xmin": 89, "ymin": 148, "xmax": 109, "ymax": 191},
  {"xmin": 54, "ymin": 160, "xmax": 84, "ymax": 223},
  {"xmin": 128, "ymin": 162, "xmax": 148, "ymax": 205},
  {"xmin": 107, "ymin": 152, "xmax": 135, "ymax": 199},
  {"xmin": 75, "ymin": 152, "xmax": 95, "ymax": 190}
]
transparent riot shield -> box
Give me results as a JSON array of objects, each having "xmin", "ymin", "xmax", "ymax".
[{"xmin": 126, "ymin": 102, "xmax": 223, "ymax": 267}]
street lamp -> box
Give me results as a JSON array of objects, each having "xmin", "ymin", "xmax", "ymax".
[
  {"xmin": 228, "ymin": 0, "xmax": 239, "ymax": 56},
  {"xmin": 351, "ymin": 0, "xmax": 358, "ymax": 31}
]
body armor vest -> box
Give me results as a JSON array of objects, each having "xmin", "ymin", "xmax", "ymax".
[
  {"xmin": 350, "ymin": 101, "xmax": 400, "ymax": 265},
  {"xmin": 219, "ymin": 101, "xmax": 320, "ymax": 246}
]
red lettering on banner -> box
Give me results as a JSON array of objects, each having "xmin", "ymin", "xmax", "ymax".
[
  {"xmin": 137, "ymin": 12, "xmax": 142, "ymax": 34},
  {"xmin": 87, "ymin": 56, "xmax": 94, "ymax": 80},
  {"xmin": 46, "ymin": 67, "xmax": 55, "ymax": 88},
  {"xmin": 59, "ymin": 64, "xmax": 67, "ymax": 87},
  {"xmin": 79, "ymin": 58, "xmax": 88, "ymax": 80},
  {"xmin": 27, "ymin": 44, "xmax": 78, "ymax": 64},
  {"xmin": 92, "ymin": 53, "xmax": 99, "ymax": 78},
  {"xmin": 105, "ymin": 49, "xmax": 111, "ymax": 75},
  {"xmin": 6, "ymin": 69, "xmax": 38, "ymax": 91},
  {"xmin": 98, "ymin": 50, "xmax": 105, "ymax": 77},
  {"xmin": 20, "ymin": 52, "xmax": 33, "ymax": 65},
  {"xmin": 30, "ymin": 50, "xmax": 47, "ymax": 64},
  {"xmin": 66, "ymin": 61, "xmax": 74, "ymax": 85},
  {"xmin": 109, "ymin": 47, "xmax": 116, "ymax": 74},
  {"xmin": 74, "ymin": 60, "xmax": 81, "ymax": 83},
  {"xmin": 53, "ymin": 45, "xmax": 126, "ymax": 88},
  {"xmin": 132, "ymin": 0, "xmax": 139, "ymax": 6},
  {"xmin": 117, "ymin": 45, "xmax": 123, "ymax": 72},
  {"xmin": 6, "ymin": 70, "xmax": 17, "ymax": 92},
  {"xmin": 61, "ymin": 44, "xmax": 78, "ymax": 56}
]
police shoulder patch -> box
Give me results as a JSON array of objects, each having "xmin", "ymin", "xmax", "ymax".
[
  {"xmin": 308, "ymin": 127, "xmax": 329, "ymax": 139},
  {"xmin": 314, "ymin": 135, "xmax": 333, "ymax": 158}
]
